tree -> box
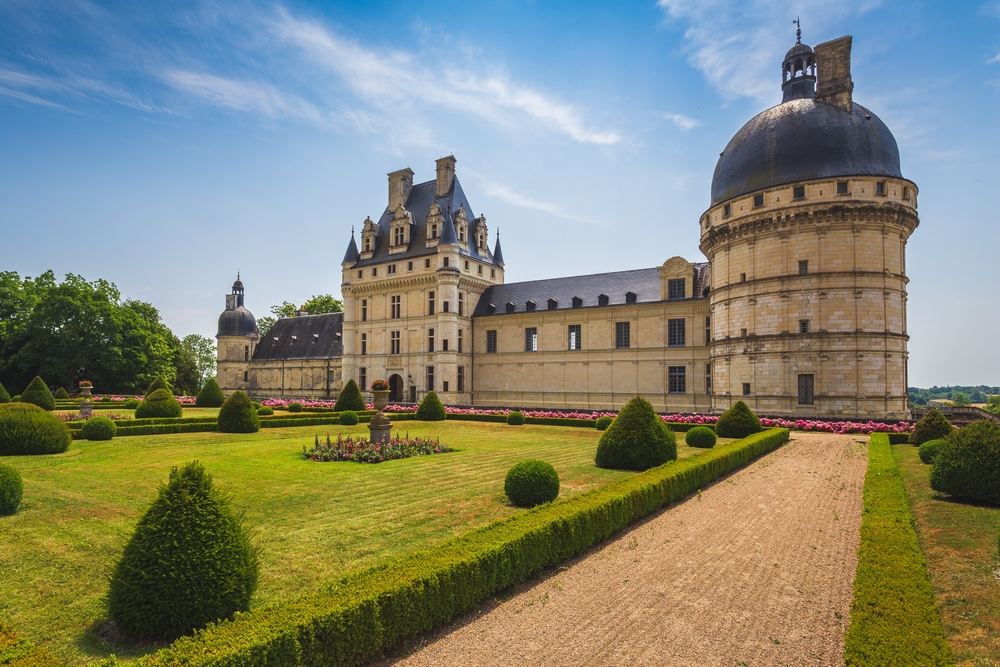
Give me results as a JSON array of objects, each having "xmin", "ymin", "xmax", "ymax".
[
  {"xmin": 952, "ymin": 392, "xmax": 970, "ymax": 406},
  {"xmin": 970, "ymin": 389, "xmax": 986, "ymax": 403},
  {"xmin": 258, "ymin": 295, "xmax": 344, "ymax": 336},
  {"xmin": 181, "ymin": 334, "xmax": 217, "ymax": 386}
]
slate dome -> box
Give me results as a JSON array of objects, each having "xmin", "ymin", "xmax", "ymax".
[{"xmin": 217, "ymin": 307, "xmax": 258, "ymax": 337}]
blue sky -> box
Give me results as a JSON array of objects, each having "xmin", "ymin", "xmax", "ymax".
[{"xmin": 0, "ymin": 0, "xmax": 998, "ymax": 387}]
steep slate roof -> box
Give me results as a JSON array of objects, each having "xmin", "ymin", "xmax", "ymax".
[
  {"xmin": 252, "ymin": 312, "xmax": 343, "ymax": 360},
  {"xmin": 348, "ymin": 177, "xmax": 500, "ymax": 267},
  {"xmin": 472, "ymin": 263, "xmax": 710, "ymax": 317}
]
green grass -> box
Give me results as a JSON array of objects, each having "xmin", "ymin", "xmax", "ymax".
[
  {"xmin": 0, "ymin": 422, "xmax": 702, "ymax": 664},
  {"xmin": 895, "ymin": 441, "xmax": 1000, "ymax": 665},
  {"xmin": 53, "ymin": 407, "xmax": 222, "ymax": 419}
]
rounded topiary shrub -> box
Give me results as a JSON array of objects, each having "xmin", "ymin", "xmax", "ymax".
[
  {"xmin": 0, "ymin": 463, "xmax": 23, "ymax": 515},
  {"xmin": 415, "ymin": 391, "xmax": 446, "ymax": 421},
  {"xmin": 0, "ymin": 381, "xmax": 10, "ymax": 404},
  {"xmin": 595, "ymin": 397, "xmax": 676, "ymax": 471},
  {"xmin": 195, "ymin": 378, "xmax": 225, "ymax": 408},
  {"xmin": 339, "ymin": 410, "xmax": 359, "ymax": 426},
  {"xmin": 0, "ymin": 403, "xmax": 72, "ymax": 455},
  {"xmin": 334, "ymin": 379, "xmax": 366, "ymax": 412},
  {"xmin": 107, "ymin": 461, "xmax": 258, "ymax": 641},
  {"xmin": 251, "ymin": 402, "xmax": 261, "ymax": 410},
  {"xmin": 911, "ymin": 409, "xmax": 953, "ymax": 446},
  {"xmin": 124, "ymin": 398, "xmax": 140, "ymax": 409},
  {"xmin": 918, "ymin": 438, "xmax": 945, "ymax": 465},
  {"xmin": 504, "ymin": 460, "xmax": 560, "ymax": 508},
  {"xmin": 100, "ymin": 396, "xmax": 112, "ymax": 403},
  {"xmin": 685, "ymin": 426, "xmax": 717, "ymax": 449},
  {"xmin": 144, "ymin": 376, "xmax": 170, "ymax": 398},
  {"xmin": 135, "ymin": 389, "xmax": 183, "ymax": 419},
  {"xmin": 506, "ymin": 410, "xmax": 525, "ymax": 426},
  {"xmin": 595, "ymin": 415, "xmax": 613, "ymax": 431},
  {"xmin": 714, "ymin": 401, "xmax": 762, "ymax": 439},
  {"xmin": 54, "ymin": 387, "xmax": 70, "ymax": 399},
  {"xmin": 217, "ymin": 391, "xmax": 260, "ymax": 433},
  {"xmin": 11, "ymin": 395, "xmax": 20, "ymax": 402},
  {"xmin": 256, "ymin": 406, "xmax": 274, "ymax": 416},
  {"xmin": 81, "ymin": 416, "xmax": 116, "ymax": 441},
  {"xmin": 20, "ymin": 376, "xmax": 55, "ymax": 411},
  {"xmin": 287, "ymin": 402, "xmax": 303, "ymax": 413},
  {"xmin": 930, "ymin": 420, "xmax": 1000, "ymax": 505}
]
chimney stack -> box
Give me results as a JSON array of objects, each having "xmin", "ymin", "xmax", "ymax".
[
  {"xmin": 435, "ymin": 155, "xmax": 456, "ymax": 198},
  {"xmin": 388, "ymin": 168, "xmax": 414, "ymax": 211},
  {"xmin": 815, "ymin": 36, "xmax": 854, "ymax": 112}
]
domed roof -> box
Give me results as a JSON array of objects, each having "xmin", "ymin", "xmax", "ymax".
[
  {"xmin": 710, "ymin": 98, "xmax": 902, "ymax": 206},
  {"xmin": 217, "ymin": 306, "xmax": 258, "ymax": 337}
]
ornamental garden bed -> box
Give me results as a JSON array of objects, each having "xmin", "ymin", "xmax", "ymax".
[{"xmin": 304, "ymin": 434, "xmax": 450, "ymax": 463}]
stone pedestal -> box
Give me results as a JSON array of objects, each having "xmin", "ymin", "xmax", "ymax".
[
  {"xmin": 368, "ymin": 390, "xmax": 391, "ymax": 444},
  {"xmin": 79, "ymin": 386, "xmax": 93, "ymax": 419}
]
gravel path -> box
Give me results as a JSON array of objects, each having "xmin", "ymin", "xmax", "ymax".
[{"xmin": 383, "ymin": 432, "xmax": 867, "ymax": 667}]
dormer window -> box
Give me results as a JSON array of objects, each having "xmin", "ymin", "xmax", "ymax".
[
  {"xmin": 364, "ymin": 237, "xmax": 371, "ymax": 251},
  {"xmin": 598, "ymin": 294, "xmax": 609, "ymax": 307},
  {"xmin": 431, "ymin": 224, "xmax": 438, "ymax": 239},
  {"xmin": 488, "ymin": 303, "xmax": 496, "ymax": 314},
  {"xmin": 526, "ymin": 300, "xmax": 535, "ymax": 311},
  {"xmin": 625, "ymin": 291, "xmax": 637, "ymax": 304},
  {"xmin": 393, "ymin": 227, "xmax": 404, "ymax": 246},
  {"xmin": 572, "ymin": 296, "xmax": 583, "ymax": 308},
  {"xmin": 548, "ymin": 298, "xmax": 558, "ymax": 310},
  {"xmin": 505, "ymin": 302, "xmax": 516, "ymax": 313}
]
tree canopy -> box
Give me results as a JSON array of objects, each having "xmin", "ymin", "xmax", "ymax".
[{"xmin": 257, "ymin": 294, "xmax": 343, "ymax": 335}]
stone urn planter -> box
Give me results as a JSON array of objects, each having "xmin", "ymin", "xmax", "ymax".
[
  {"xmin": 368, "ymin": 389, "xmax": 392, "ymax": 443},
  {"xmin": 79, "ymin": 384, "xmax": 93, "ymax": 419},
  {"xmin": 372, "ymin": 389, "xmax": 390, "ymax": 412}
]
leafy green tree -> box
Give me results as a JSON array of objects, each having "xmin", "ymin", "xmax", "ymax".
[
  {"xmin": 970, "ymin": 389, "xmax": 986, "ymax": 403},
  {"xmin": 181, "ymin": 334, "xmax": 217, "ymax": 386},
  {"xmin": 952, "ymin": 392, "xmax": 970, "ymax": 406},
  {"xmin": 258, "ymin": 295, "xmax": 343, "ymax": 336}
]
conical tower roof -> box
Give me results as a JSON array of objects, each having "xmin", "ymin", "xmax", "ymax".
[{"xmin": 342, "ymin": 230, "xmax": 360, "ymax": 264}]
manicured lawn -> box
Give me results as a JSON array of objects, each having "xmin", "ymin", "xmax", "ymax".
[
  {"xmin": 0, "ymin": 421, "xmax": 702, "ymax": 664},
  {"xmin": 894, "ymin": 443, "xmax": 1000, "ymax": 665},
  {"xmin": 53, "ymin": 407, "xmax": 222, "ymax": 419}
]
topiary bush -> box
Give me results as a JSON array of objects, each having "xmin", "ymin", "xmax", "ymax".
[
  {"xmin": 0, "ymin": 462, "xmax": 23, "ymax": 515},
  {"xmin": 339, "ymin": 410, "xmax": 359, "ymax": 426},
  {"xmin": 911, "ymin": 409, "xmax": 953, "ymax": 446},
  {"xmin": 930, "ymin": 420, "xmax": 1000, "ymax": 505},
  {"xmin": 0, "ymin": 380, "xmax": 10, "ymax": 404},
  {"xmin": 595, "ymin": 415, "xmax": 613, "ymax": 431},
  {"xmin": 124, "ymin": 398, "xmax": 140, "ymax": 409},
  {"xmin": 334, "ymin": 379, "xmax": 366, "ymax": 412},
  {"xmin": 54, "ymin": 387, "xmax": 69, "ymax": 399},
  {"xmin": 918, "ymin": 439, "xmax": 945, "ymax": 465},
  {"xmin": 195, "ymin": 378, "xmax": 225, "ymax": 408},
  {"xmin": 252, "ymin": 402, "xmax": 261, "ymax": 410},
  {"xmin": 11, "ymin": 395, "xmax": 20, "ymax": 401},
  {"xmin": 506, "ymin": 410, "xmax": 525, "ymax": 426},
  {"xmin": 81, "ymin": 416, "xmax": 116, "ymax": 441},
  {"xmin": 145, "ymin": 376, "xmax": 170, "ymax": 398},
  {"xmin": 714, "ymin": 401, "xmax": 762, "ymax": 439},
  {"xmin": 135, "ymin": 388, "xmax": 183, "ymax": 419},
  {"xmin": 0, "ymin": 403, "xmax": 72, "ymax": 455},
  {"xmin": 107, "ymin": 461, "xmax": 259, "ymax": 641},
  {"xmin": 20, "ymin": 376, "xmax": 55, "ymax": 411},
  {"xmin": 415, "ymin": 391, "xmax": 446, "ymax": 421},
  {"xmin": 217, "ymin": 391, "xmax": 260, "ymax": 433},
  {"xmin": 256, "ymin": 406, "xmax": 274, "ymax": 416},
  {"xmin": 504, "ymin": 460, "xmax": 560, "ymax": 508},
  {"xmin": 288, "ymin": 402, "xmax": 303, "ymax": 413},
  {"xmin": 685, "ymin": 425, "xmax": 717, "ymax": 449},
  {"xmin": 595, "ymin": 396, "xmax": 676, "ymax": 471},
  {"xmin": 100, "ymin": 396, "xmax": 111, "ymax": 403}
]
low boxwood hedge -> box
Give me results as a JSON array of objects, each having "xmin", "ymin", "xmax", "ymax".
[
  {"xmin": 0, "ymin": 621, "xmax": 63, "ymax": 666},
  {"xmin": 843, "ymin": 433, "xmax": 952, "ymax": 666},
  {"xmin": 139, "ymin": 428, "xmax": 789, "ymax": 666}
]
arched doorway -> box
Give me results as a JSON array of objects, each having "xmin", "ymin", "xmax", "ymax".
[{"xmin": 388, "ymin": 374, "xmax": 403, "ymax": 403}]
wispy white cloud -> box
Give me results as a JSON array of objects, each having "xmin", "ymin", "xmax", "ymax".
[
  {"xmin": 163, "ymin": 70, "xmax": 322, "ymax": 122},
  {"xmin": 988, "ymin": 51, "xmax": 1000, "ymax": 64},
  {"xmin": 661, "ymin": 112, "xmax": 702, "ymax": 130},
  {"xmin": 480, "ymin": 180, "xmax": 596, "ymax": 223}
]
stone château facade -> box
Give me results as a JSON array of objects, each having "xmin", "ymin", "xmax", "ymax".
[{"xmin": 217, "ymin": 32, "xmax": 917, "ymax": 419}]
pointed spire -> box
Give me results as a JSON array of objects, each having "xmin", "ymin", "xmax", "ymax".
[
  {"xmin": 493, "ymin": 229, "xmax": 505, "ymax": 267},
  {"xmin": 342, "ymin": 228, "xmax": 360, "ymax": 265},
  {"xmin": 439, "ymin": 210, "xmax": 459, "ymax": 245}
]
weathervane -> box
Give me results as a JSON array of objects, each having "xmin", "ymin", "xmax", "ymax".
[{"xmin": 793, "ymin": 17, "xmax": 802, "ymax": 44}]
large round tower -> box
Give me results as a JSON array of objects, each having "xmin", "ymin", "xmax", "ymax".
[
  {"xmin": 700, "ymin": 33, "xmax": 918, "ymax": 419},
  {"xmin": 216, "ymin": 275, "xmax": 259, "ymax": 394}
]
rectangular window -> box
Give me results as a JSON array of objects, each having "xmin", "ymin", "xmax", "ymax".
[
  {"xmin": 741, "ymin": 327, "xmax": 748, "ymax": 337},
  {"xmin": 793, "ymin": 186, "xmax": 805, "ymax": 199},
  {"xmin": 798, "ymin": 374, "xmax": 815, "ymax": 405},
  {"xmin": 525, "ymin": 327, "xmax": 538, "ymax": 352},
  {"xmin": 740, "ymin": 272, "xmax": 747, "ymax": 282},
  {"xmin": 705, "ymin": 363, "xmax": 712, "ymax": 394},
  {"xmin": 568, "ymin": 324, "xmax": 582, "ymax": 350},
  {"xmin": 443, "ymin": 339, "xmax": 449, "ymax": 352},
  {"xmin": 443, "ymin": 301, "xmax": 450, "ymax": 313},
  {"xmin": 837, "ymin": 180, "xmax": 848, "ymax": 194},
  {"xmin": 478, "ymin": 265, "xmax": 483, "ymax": 275},
  {"xmin": 458, "ymin": 292, "xmax": 465, "ymax": 316},
  {"xmin": 243, "ymin": 371, "xmax": 248, "ymax": 381},
  {"xmin": 668, "ymin": 366, "xmax": 686, "ymax": 393},
  {"xmin": 361, "ymin": 299, "xmax": 367, "ymax": 322},
  {"xmin": 425, "ymin": 259, "xmax": 431, "ymax": 268},
  {"xmin": 668, "ymin": 318, "xmax": 686, "ymax": 347},
  {"xmin": 486, "ymin": 330, "xmax": 497, "ymax": 353},
  {"xmin": 753, "ymin": 193, "xmax": 764, "ymax": 207},
  {"xmin": 357, "ymin": 270, "xmax": 363, "ymax": 279},
  {"xmin": 615, "ymin": 321, "xmax": 630, "ymax": 349},
  {"xmin": 408, "ymin": 261, "xmax": 413, "ymax": 271},
  {"xmin": 457, "ymin": 366, "xmax": 465, "ymax": 393},
  {"xmin": 359, "ymin": 367, "xmax": 367, "ymax": 391},
  {"xmin": 742, "ymin": 382, "xmax": 751, "ymax": 396},
  {"xmin": 903, "ymin": 186, "xmax": 910, "ymax": 200},
  {"xmin": 705, "ymin": 316, "xmax": 711, "ymax": 345},
  {"xmin": 360, "ymin": 333, "xmax": 367, "ymax": 356},
  {"xmin": 464, "ymin": 260, "xmax": 469, "ymax": 271},
  {"xmin": 491, "ymin": 268, "xmax": 496, "ymax": 278},
  {"xmin": 428, "ymin": 291, "xmax": 435, "ymax": 315},
  {"xmin": 799, "ymin": 260, "xmax": 809, "ymax": 275},
  {"xmin": 390, "ymin": 295, "xmax": 401, "ymax": 319},
  {"xmin": 876, "ymin": 181, "xmax": 886, "ymax": 195},
  {"xmin": 390, "ymin": 330, "xmax": 401, "ymax": 355},
  {"xmin": 443, "ymin": 257, "xmax": 449, "ymax": 268},
  {"xmin": 426, "ymin": 366, "xmax": 434, "ymax": 392},
  {"xmin": 244, "ymin": 345, "xmax": 249, "ymax": 361},
  {"xmin": 427, "ymin": 328, "xmax": 435, "ymax": 352},
  {"xmin": 393, "ymin": 227, "xmax": 404, "ymax": 246},
  {"xmin": 667, "ymin": 278, "xmax": 686, "ymax": 300},
  {"xmin": 458, "ymin": 329, "xmax": 463, "ymax": 353},
  {"xmin": 372, "ymin": 267, "xmax": 377, "ymax": 277},
  {"xmin": 387, "ymin": 264, "xmax": 396, "ymax": 275},
  {"xmin": 723, "ymin": 203, "xmax": 731, "ymax": 217},
  {"xmin": 799, "ymin": 319, "xmax": 810, "ymax": 333},
  {"xmin": 443, "ymin": 380, "xmax": 449, "ymax": 392}
]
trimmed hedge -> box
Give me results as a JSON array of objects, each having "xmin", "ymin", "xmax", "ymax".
[
  {"xmin": 0, "ymin": 404, "xmax": 72, "ymax": 455},
  {"xmin": 20, "ymin": 376, "xmax": 55, "ymax": 411},
  {"xmin": 0, "ymin": 621, "xmax": 63, "ymax": 666},
  {"xmin": 595, "ymin": 416, "xmax": 613, "ymax": 431},
  {"xmin": 257, "ymin": 406, "xmax": 274, "ymax": 416},
  {"xmin": 911, "ymin": 409, "xmax": 952, "ymax": 446},
  {"xmin": 139, "ymin": 428, "xmax": 789, "ymax": 666},
  {"xmin": 135, "ymin": 389, "xmax": 183, "ymax": 419},
  {"xmin": 918, "ymin": 439, "xmax": 944, "ymax": 465},
  {"xmin": 843, "ymin": 433, "xmax": 952, "ymax": 666},
  {"xmin": 0, "ymin": 463, "xmax": 23, "ymax": 515},
  {"xmin": 685, "ymin": 426, "xmax": 717, "ymax": 449},
  {"xmin": 415, "ymin": 392, "xmax": 446, "ymax": 421},
  {"xmin": 218, "ymin": 391, "xmax": 260, "ymax": 434},
  {"xmin": 506, "ymin": 410, "xmax": 525, "ymax": 426},
  {"xmin": 288, "ymin": 402, "xmax": 303, "ymax": 413},
  {"xmin": 504, "ymin": 460, "xmax": 559, "ymax": 507},
  {"xmin": 334, "ymin": 380, "xmax": 366, "ymax": 412},
  {"xmin": 145, "ymin": 376, "xmax": 170, "ymax": 398},
  {"xmin": 196, "ymin": 378, "xmax": 226, "ymax": 408},
  {"xmin": 339, "ymin": 410, "xmax": 359, "ymax": 426},
  {"xmin": 930, "ymin": 420, "xmax": 1000, "ymax": 505},
  {"xmin": 714, "ymin": 400, "xmax": 762, "ymax": 438},
  {"xmin": 595, "ymin": 397, "xmax": 675, "ymax": 471},
  {"xmin": 80, "ymin": 416, "xmax": 116, "ymax": 441}
]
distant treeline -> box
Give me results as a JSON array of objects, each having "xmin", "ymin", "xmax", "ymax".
[{"xmin": 908, "ymin": 385, "xmax": 999, "ymax": 406}]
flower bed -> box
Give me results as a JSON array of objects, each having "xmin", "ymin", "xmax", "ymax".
[
  {"xmin": 304, "ymin": 433, "xmax": 450, "ymax": 463},
  {"xmin": 57, "ymin": 412, "xmax": 132, "ymax": 422}
]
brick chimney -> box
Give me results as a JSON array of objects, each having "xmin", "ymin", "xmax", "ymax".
[
  {"xmin": 815, "ymin": 36, "xmax": 854, "ymax": 112},
  {"xmin": 388, "ymin": 168, "xmax": 414, "ymax": 210},
  {"xmin": 435, "ymin": 155, "xmax": 456, "ymax": 198}
]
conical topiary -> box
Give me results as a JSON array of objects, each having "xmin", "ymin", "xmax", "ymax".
[
  {"xmin": 135, "ymin": 388, "xmax": 183, "ymax": 418},
  {"xmin": 217, "ymin": 391, "xmax": 260, "ymax": 433},
  {"xmin": 20, "ymin": 376, "xmax": 55, "ymax": 411},
  {"xmin": 714, "ymin": 400, "xmax": 763, "ymax": 439},
  {"xmin": 415, "ymin": 391, "xmax": 446, "ymax": 421},
  {"xmin": 595, "ymin": 397, "xmax": 676, "ymax": 471},
  {"xmin": 107, "ymin": 461, "xmax": 258, "ymax": 641},
  {"xmin": 53, "ymin": 387, "xmax": 69, "ymax": 399},
  {"xmin": 911, "ymin": 408, "xmax": 953, "ymax": 446},
  {"xmin": 144, "ymin": 376, "xmax": 171, "ymax": 398},
  {"xmin": 0, "ymin": 381, "xmax": 10, "ymax": 404},
  {"xmin": 195, "ymin": 378, "xmax": 226, "ymax": 408},
  {"xmin": 334, "ymin": 379, "xmax": 365, "ymax": 412}
]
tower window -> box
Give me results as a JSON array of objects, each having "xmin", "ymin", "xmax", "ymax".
[
  {"xmin": 372, "ymin": 268, "xmax": 377, "ymax": 277},
  {"xmin": 705, "ymin": 316, "xmax": 711, "ymax": 345},
  {"xmin": 359, "ymin": 367, "xmax": 367, "ymax": 390},
  {"xmin": 876, "ymin": 181, "xmax": 886, "ymax": 195},
  {"xmin": 706, "ymin": 363, "xmax": 712, "ymax": 394},
  {"xmin": 793, "ymin": 186, "xmax": 805, "ymax": 199},
  {"xmin": 427, "ymin": 328, "xmax": 435, "ymax": 352},
  {"xmin": 361, "ymin": 299, "xmax": 367, "ymax": 322},
  {"xmin": 742, "ymin": 382, "xmax": 751, "ymax": 396},
  {"xmin": 443, "ymin": 301, "xmax": 450, "ymax": 313},
  {"xmin": 668, "ymin": 279, "xmax": 686, "ymax": 300},
  {"xmin": 491, "ymin": 268, "xmax": 496, "ymax": 279},
  {"xmin": 457, "ymin": 366, "xmax": 465, "ymax": 392},
  {"xmin": 459, "ymin": 292, "xmax": 465, "ymax": 316},
  {"xmin": 357, "ymin": 270, "xmax": 363, "ymax": 279},
  {"xmin": 486, "ymin": 330, "xmax": 497, "ymax": 353},
  {"xmin": 464, "ymin": 260, "xmax": 469, "ymax": 271},
  {"xmin": 458, "ymin": 329, "xmax": 463, "ymax": 353},
  {"xmin": 244, "ymin": 345, "xmax": 249, "ymax": 361},
  {"xmin": 903, "ymin": 186, "xmax": 910, "ymax": 200},
  {"xmin": 243, "ymin": 371, "xmax": 248, "ymax": 381},
  {"xmin": 478, "ymin": 265, "xmax": 483, "ymax": 275},
  {"xmin": 442, "ymin": 339, "xmax": 449, "ymax": 351},
  {"xmin": 568, "ymin": 324, "xmax": 582, "ymax": 350},
  {"xmin": 442, "ymin": 380, "xmax": 449, "ymax": 392},
  {"xmin": 425, "ymin": 259, "xmax": 431, "ymax": 269},
  {"xmin": 443, "ymin": 257, "xmax": 449, "ymax": 268},
  {"xmin": 408, "ymin": 261, "xmax": 413, "ymax": 271},
  {"xmin": 615, "ymin": 322, "xmax": 630, "ymax": 349},
  {"xmin": 525, "ymin": 328, "xmax": 538, "ymax": 352},
  {"xmin": 837, "ymin": 181, "xmax": 849, "ymax": 194},
  {"xmin": 361, "ymin": 333, "xmax": 367, "ymax": 356},
  {"xmin": 741, "ymin": 328, "xmax": 748, "ymax": 337},
  {"xmin": 390, "ymin": 330, "xmax": 401, "ymax": 355},
  {"xmin": 390, "ymin": 295, "xmax": 401, "ymax": 319},
  {"xmin": 428, "ymin": 291, "xmax": 435, "ymax": 315},
  {"xmin": 740, "ymin": 273, "xmax": 747, "ymax": 283},
  {"xmin": 799, "ymin": 319, "xmax": 810, "ymax": 333},
  {"xmin": 387, "ymin": 264, "xmax": 396, "ymax": 275},
  {"xmin": 668, "ymin": 319, "xmax": 686, "ymax": 347},
  {"xmin": 753, "ymin": 194, "xmax": 764, "ymax": 207},
  {"xmin": 723, "ymin": 204, "xmax": 731, "ymax": 217},
  {"xmin": 426, "ymin": 366, "xmax": 434, "ymax": 391},
  {"xmin": 668, "ymin": 366, "xmax": 686, "ymax": 394},
  {"xmin": 799, "ymin": 260, "xmax": 809, "ymax": 275}
]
